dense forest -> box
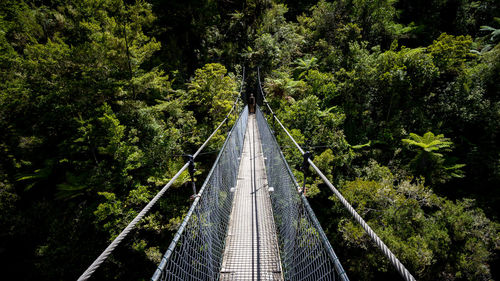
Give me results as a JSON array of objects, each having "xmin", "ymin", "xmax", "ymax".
[{"xmin": 0, "ymin": 0, "xmax": 499, "ymax": 280}]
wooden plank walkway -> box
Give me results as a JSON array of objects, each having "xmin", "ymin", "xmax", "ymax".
[{"xmin": 220, "ymin": 114, "xmax": 283, "ymax": 281}]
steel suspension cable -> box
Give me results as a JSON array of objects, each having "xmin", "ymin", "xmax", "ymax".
[
  {"xmin": 77, "ymin": 68, "xmax": 245, "ymax": 281},
  {"xmin": 257, "ymin": 68, "xmax": 416, "ymax": 281}
]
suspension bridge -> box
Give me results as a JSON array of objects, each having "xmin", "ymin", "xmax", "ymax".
[{"xmin": 77, "ymin": 70, "xmax": 416, "ymax": 281}]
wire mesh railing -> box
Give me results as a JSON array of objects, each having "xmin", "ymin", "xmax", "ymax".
[
  {"xmin": 256, "ymin": 106, "xmax": 349, "ymax": 281},
  {"xmin": 152, "ymin": 106, "xmax": 249, "ymax": 281}
]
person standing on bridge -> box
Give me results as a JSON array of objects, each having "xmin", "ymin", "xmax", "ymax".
[{"xmin": 249, "ymin": 93, "xmax": 256, "ymax": 114}]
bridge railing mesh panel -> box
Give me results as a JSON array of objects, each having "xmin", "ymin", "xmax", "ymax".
[
  {"xmin": 256, "ymin": 106, "xmax": 349, "ymax": 281},
  {"xmin": 152, "ymin": 106, "xmax": 249, "ymax": 281}
]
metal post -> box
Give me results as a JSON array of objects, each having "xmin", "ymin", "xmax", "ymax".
[
  {"xmin": 187, "ymin": 155, "xmax": 197, "ymax": 196},
  {"xmin": 301, "ymin": 151, "xmax": 312, "ymax": 195},
  {"xmin": 272, "ymin": 113, "xmax": 276, "ymax": 134},
  {"xmin": 225, "ymin": 117, "xmax": 230, "ymax": 133}
]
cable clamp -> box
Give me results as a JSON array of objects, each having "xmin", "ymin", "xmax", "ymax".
[
  {"xmin": 302, "ymin": 151, "xmax": 313, "ymax": 175},
  {"xmin": 187, "ymin": 155, "xmax": 196, "ymax": 177},
  {"xmin": 186, "ymin": 155, "xmax": 197, "ymax": 196},
  {"xmin": 189, "ymin": 194, "xmax": 201, "ymax": 201}
]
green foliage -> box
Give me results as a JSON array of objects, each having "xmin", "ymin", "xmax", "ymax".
[
  {"xmin": 293, "ymin": 56, "xmax": 318, "ymax": 78},
  {"xmin": 280, "ymin": 95, "xmax": 346, "ymax": 147},
  {"xmin": 332, "ymin": 164, "xmax": 499, "ymax": 280},
  {"xmin": 16, "ymin": 160, "xmax": 54, "ymax": 191},
  {"xmin": 402, "ymin": 132, "xmax": 453, "ymax": 154},
  {"xmin": 473, "ymin": 17, "xmax": 500, "ymax": 54},
  {"xmin": 250, "ymin": 3, "xmax": 305, "ymax": 71},
  {"xmin": 335, "ymin": 43, "xmax": 439, "ymax": 145},
  {"xmin": 350, "ymin": 0, "xmax": 400, "ymax": 45},
  {"xmin": 0, "ymin": 0, "xmax": 203, "ymax": 279},
  {"xmin": 396, "ymin": 0, "xmax": 499, "ymax": 45},
  {"xmin": 307, "ymin": 0, "xmax": 400, "ymax": 48},
  {"xmin": 94, "ymin": 184, "xmax": 154, "ymax": 240},
  {"xmin": 186, "ymin": 63, "xmax": 239, "ymax": 149},
  {"xmin": 427, "ymin": 33, "xmax": 475, "ymax": 75},
  {"xmin": 303, "ymin": 69, "xmax": 337, "ymax": 107},
  {"xmin": 481, "ymin": 18, "xmax": 500, "ymax": 44},
  {"xmin": 264, "ymin": 70, "xmax": 308, "ymax": 99},
  {"xmin": 187, "ymin": 63, "xmax": 238, "ymax": 123},
  {"xmin": 403, "ymin": 132, "xmax": 465, "ymax": 184}
]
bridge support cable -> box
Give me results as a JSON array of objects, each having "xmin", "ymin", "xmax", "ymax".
[
  {"xmin": 256, "ymin": 107, "xmax": 349, "ymax": 281},
  {"xmin": 257, "ymin": 68, "xmax": 416, "ymax": 281},
  {"xmin": 152, "ymin": 106, "xmax": 249, "ymax": 281},
  {"xmin": 77, "ymin": 69, "xmax": 245, "ymax": 281}
]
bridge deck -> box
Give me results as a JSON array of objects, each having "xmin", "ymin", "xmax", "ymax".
[{"xmin": 220, "ymin": 114, "xmax": 283, "ymax": 281}]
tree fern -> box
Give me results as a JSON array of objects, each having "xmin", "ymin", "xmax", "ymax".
[{"xmin": 403, "ymin": 132, "xmax": 464, "ymax": 184}]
